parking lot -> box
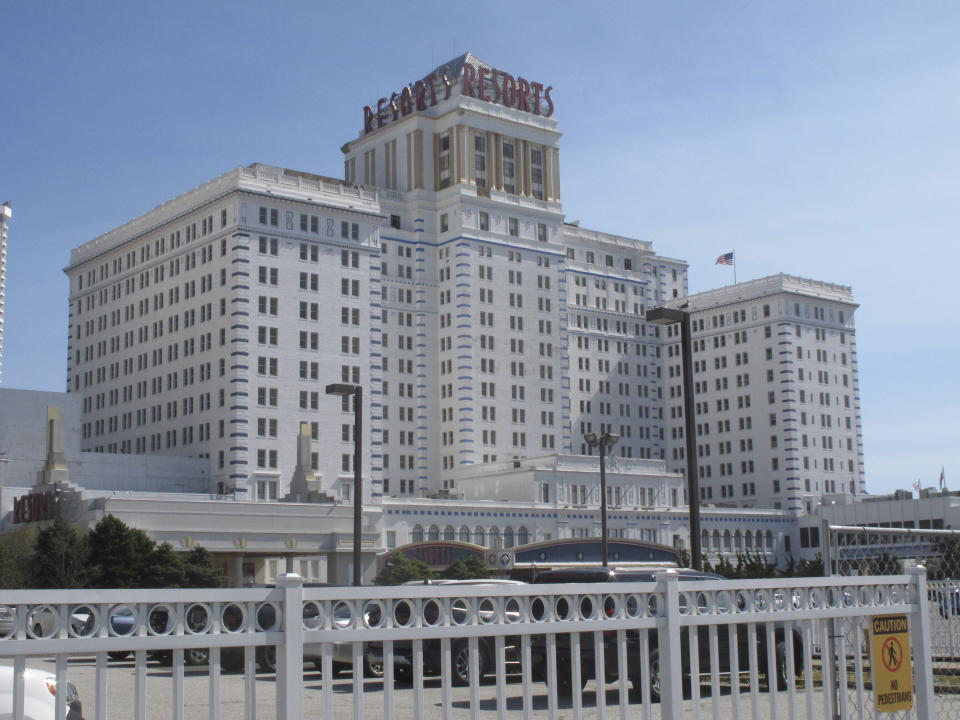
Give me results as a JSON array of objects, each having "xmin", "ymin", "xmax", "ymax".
[{"xmin": 9, "ymin": 654, "xmax": 834, "ymax": 720}]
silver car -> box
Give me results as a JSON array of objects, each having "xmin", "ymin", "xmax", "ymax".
[{"xmin": 0, "ymin": 665, "xmax": 83, "ymax": 719}]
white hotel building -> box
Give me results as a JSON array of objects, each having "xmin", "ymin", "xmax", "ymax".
[
  {"xmin": 664, "ymin": 276, "xmax": 865, "ymax": 516},
  {"xmin": 49, "ymin": 54, "xmax": 864, "ymax": 578}
]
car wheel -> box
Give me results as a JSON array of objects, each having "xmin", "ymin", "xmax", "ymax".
[
  {"xmin": 775, "ymin": 641, "xmax": 788, "ymax": 691},
  {"xmin": 394, "ymin": 665, "xmax": 414, "ymax": 685},
  {"xmin": 108, "ymin": 651, "xmax": 131, "ymax": 661},
  {"xmin": 221, "ymin": 648, "xmax": 244, "ymax": 673},
  {"xmin": 364, "ymin": 655, "xmax": 384, "ymax": 678},
  {"xmin": 185, "ymin": 647, "xmax": 210, "ymax": 666},
  {"xmin": 556, "ymin": 669, "xmax": 583, "ymax": 699},
  {"xmin": 150, "ymin": 650, "xmax": 173, "ymax": 666},
  {"xmin": 553, "ymin": 659, "xmax": 586, "ymax": 699},
  {"xmin": 451, "ymin": 640, "xmax": 487, "ymax": 685},
  {"xmin": 256, "ymin": 645, "xmax": 277, "ymax": 673},
  {"xmin": 632, "ymin": 647, "xmax": 662, "ymax": 702}
]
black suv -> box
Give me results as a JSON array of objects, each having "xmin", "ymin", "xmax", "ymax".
[
  {"xmin": 529, "ymin": 567, "xmax": 804, "ymax": 700},
  {"xmin": 367, "ymin": 579, "xmax": 526, "ymax": 685}
]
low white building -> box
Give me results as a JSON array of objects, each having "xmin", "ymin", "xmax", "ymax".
[{"xmin": 2, "ymin": 389, "xmax": 799, "ymax": 583}]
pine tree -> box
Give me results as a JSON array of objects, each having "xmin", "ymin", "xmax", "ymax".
[
  {"xmin": 374, "ymin": 554, "xmax": 434, "ymax": 585},
  {"xmin": 183, "ymin": 546, "xmax": 226, "ymax": 588},
  {"xmin": 461, "ymin": 554, "xmax": 490, "ymax": 579},
  {"xmin": 141, "ymin": 542, "xmax": 187, "ymax": 588},
  {"xmin": 0, "ymin": 526, "xmax": 36, "ymax": 589},
  {"xmin": 441, "ymin": 554, "xmax": 490, "ymax": 580},
  {"xmin": 31, "ymin": 517, "xmax": 87, "ymax": 589},
  {"xmin": 86, "ymin": 515, "xmax": 154, "ymax": 588}
]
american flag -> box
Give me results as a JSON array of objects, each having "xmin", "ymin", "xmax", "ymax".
[{"xmin": 715, "ymin": 251, "xmax": 734, "ymax": 265}]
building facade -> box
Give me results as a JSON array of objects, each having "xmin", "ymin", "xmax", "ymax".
[
  {"xmin": 65, "ymin": 54, "xmax": 689, "ymax": 505},
  {"xmin": 661, "ymin": 276, "xmax": 864, "ymax": 514},
  {"xmin": 57, "ymin": 54, "xmax": 864, "ymax": 572},
  {"xmin": 64, "ymin": 167, "xmax": 383, "ymax": 504}
]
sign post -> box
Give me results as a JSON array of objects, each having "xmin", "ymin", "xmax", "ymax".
[{"xmin": 871, "ymin": 614, "xmax": 913, "ymax": 712}]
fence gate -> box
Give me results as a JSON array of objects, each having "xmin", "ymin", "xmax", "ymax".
[{"xmin": 825, "ymin": 523, "xmax": 960, "ymax": 720}]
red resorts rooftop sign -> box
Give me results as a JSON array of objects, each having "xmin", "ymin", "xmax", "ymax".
[{"xmin": 363, "ymin": 62, "xmax": 554, "ymax": 134}]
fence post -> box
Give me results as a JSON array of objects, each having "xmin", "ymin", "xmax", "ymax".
[
  {"xmin": 277, "ymin": 573, "xmax": 304, "ymax": 720},
  {"xmin": 908, "ymin": 566, "xmax": 936, "ymax": 720},
  {"xmin": 656, "ymin": 570, "xmax": 683, "ymax": 719},
  {"xmin": 821, "ymin": 521, "xmax": 842, "ymax": 720}
]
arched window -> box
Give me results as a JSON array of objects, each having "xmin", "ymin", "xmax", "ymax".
[
  {"xmin": 765, "ymin": 531, "xmax": 774, "ymax": 549},
  {"xmin": 411, "ymin": 525, "xmax": 424, "ymax": 543},
  {"xmin": 745, "ymin": 530, "xmax": 753, "ymax": 549},
  {"xmin": 443, "ymin": 525, "xmax": 455, "ymax": 542},
  {"xmin": 459, "ymin": 526, "xmax": 471, "ymax": 543},
  {"xmin": 517, "ymin": 527, "xmax": 529, "ymax": 546},
  {"xmin": 488, "ymin": 527, "xmax": 500, "ymax": 549},
  {"xmin": 503, "ymin": 527, "xmax": 514, "ymax": 549},
  {"xmin": 734, "ymin": 530, "xmax": 743, "ymax": 549},
  {"xmin": 473, "ymin": 526, "xmax": 485, "ymax": 546},
  {"xmin": 701, "ymin": 529, "xmax": 710, "ymax": 549},
  {"xmin": 755, "ymin": 530, "xmax": 763, "ymax": 549},
  {"xmin": 428, "ymin": 525, "xmax": 440, "ymax": 541},
  {"xmin": 712, "ymin": 530, "xmax": 721, "ymax": 549},
  {"xmin": 723, "ymin": 530, "xmax": 732, "ymax": 549}
]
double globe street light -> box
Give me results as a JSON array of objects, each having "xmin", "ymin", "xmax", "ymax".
[
  {"xmin": 325, "ymin": 383, "xmax": 363, "ymax": 586},
  {"xmin": 584, "ymin": 431, "xmax": 619, "ymax": 568}
]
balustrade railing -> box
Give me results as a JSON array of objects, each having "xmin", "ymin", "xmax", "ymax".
[{"xmin": 0, "ymin": 569, "xmax": 935, "ymax": 720}]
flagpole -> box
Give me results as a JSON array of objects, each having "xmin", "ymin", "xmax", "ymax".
[{"xmin": 733, "ymin": 248, "xmax": 737, "ymax": 284}]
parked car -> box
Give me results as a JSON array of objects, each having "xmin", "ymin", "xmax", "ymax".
[
  {"xmin": 529, "ymin": 567, "xmax": 804, "ymax": 700},
  {"xmin": 366, "ymin": 579, "xmax": 528, "ymax": 685},
  {"xmin": 0, "ymin": 665, "xmax": 83, "ymax": 719},
  {"xmin": 97, "ymin": 605, "xmax": 207, "ymax": 666},
  {"xmin": 220, "ymin": 584, "xmax": 379, "ymax": 676},
  {"xmin": 930, "ymin": 583, "xmax": 960, "ymax": 619},
  {"xmin": 0, "ymin": 606, "xmax": 15, "ymax": 638},
  {"xmin": 26, "ymin": 606, "xmax": 93, "ymax": 639}
]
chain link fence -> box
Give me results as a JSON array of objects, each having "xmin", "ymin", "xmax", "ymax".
[{"xmin": 825, "ymin": 523, "xmax": 960, "ymax": 720}]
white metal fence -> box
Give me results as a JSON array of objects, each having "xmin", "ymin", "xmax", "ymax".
[
  {"xmin": 0, "ymin": 570, "xmax": 936, "ymax": 720},
  {"xmin": 825, "ymin": 524, "xmax": 960, "ymax": 720}
]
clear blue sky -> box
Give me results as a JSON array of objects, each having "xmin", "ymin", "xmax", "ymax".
[{"xmin": 2, "ymin": 1, "xmax": 957, "ymax": 496}]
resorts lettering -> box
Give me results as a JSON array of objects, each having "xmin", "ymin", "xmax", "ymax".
[
  {"xmin": 363, "ymin": 63, "xmax": 554, "ymax": 134},
  {"xmin": 12, "ymin": 491, "xmax": 59, "ymax": 524}
]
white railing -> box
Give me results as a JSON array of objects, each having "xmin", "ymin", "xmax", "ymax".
[{"xmin": 0, "ymin": 570, "xmax": 935, "ymax": 720}]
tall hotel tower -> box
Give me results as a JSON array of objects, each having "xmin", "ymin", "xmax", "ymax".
[
  {"xmin": 65, "ymin": 54, "xmax": 860, "ymax": 515},
  {"xmin": 661, "ymin": 276, "xmax": 865, "ymax": 516},
  {"xmin": 341, "ymin": 53, "xmax": 686, "ymax": 497},
  {"xmin": 64, "ymin": 54, "xmax": 686, "ymax": 504},
  {"xmin": 0, "ymin": 201, "xmax": 10, "ymax": 383}
]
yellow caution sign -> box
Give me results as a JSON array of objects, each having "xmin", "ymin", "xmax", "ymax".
[{"xmin": 871, "ymin": 614, "xmax": 913, "ymax": 712}]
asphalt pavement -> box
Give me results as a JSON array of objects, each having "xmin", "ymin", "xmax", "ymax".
[{"xmin": 11, "ymin": 655, "xmax": 837, "ymax": 720}]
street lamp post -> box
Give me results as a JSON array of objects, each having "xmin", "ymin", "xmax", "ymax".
[
  {"xmin": 646, "ymin": 306, "xmax": 702, "ymax": 571},
  {"xmin": 584, "ymin": 431, "xmax": 620, "ymax": 567},
  {"xmin": 325, "ymin": 383, "xmax": 363, "ymax": 586}
]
